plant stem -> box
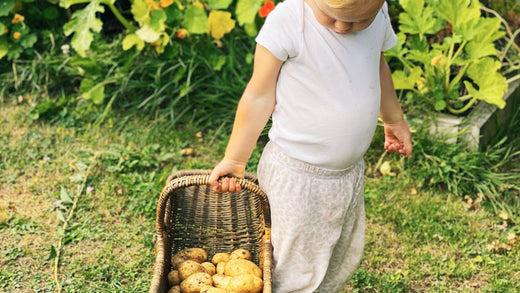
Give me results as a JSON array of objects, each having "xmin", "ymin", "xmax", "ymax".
[
  {"xmin": 101, "ymin": 0, "xmax": 137, "ymax": 32},
  {"xmin": 53, "ymin": 153, "xmax": 99, "ymax": 293},
  {"xmin": 507, "ymin": 74, "xmax": 520, "ymax": 84},
  {"xmin": 447, "ymin": 96, "xmax": 478, "ymax": 115}
]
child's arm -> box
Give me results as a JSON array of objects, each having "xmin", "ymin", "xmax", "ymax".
[
  {"xmin": 379, "ymin": 52, "xmax": 413, "ymax": 158},
  {"xmin": 209, "ymin": 44, "xmax": 283, "ymax": 192}
]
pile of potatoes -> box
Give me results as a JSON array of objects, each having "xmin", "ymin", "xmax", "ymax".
[{"xmin": 167, "ymin": 247, "xmax": 263, "ymax": 293}]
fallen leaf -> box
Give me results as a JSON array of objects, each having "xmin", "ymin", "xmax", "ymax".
[
  {"xmin": 181, "ymin": 148, "xmax": 195, "ymax": 156},
  {"xmin": 380, "ymin": 161, "xmax": 396, "ymax": 176},
  {"xmin": 498, "ymin": 210, "xmax": 509, "ymax": 221}
]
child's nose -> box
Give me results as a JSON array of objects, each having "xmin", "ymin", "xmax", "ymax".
[{"xmin": 334, "ymin": 20, "xmax": 351, "ymax": 32}]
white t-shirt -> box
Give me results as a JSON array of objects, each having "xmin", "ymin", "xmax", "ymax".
[{"xmin": 255, "ymin": 0, "xmax": 397, "ymax": 170}]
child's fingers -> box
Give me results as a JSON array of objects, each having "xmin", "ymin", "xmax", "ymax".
[{"xmin": 221, "ymin": 177, "xmax": 230, "ymax": 192}]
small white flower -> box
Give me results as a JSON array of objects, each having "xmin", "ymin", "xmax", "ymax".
[
  {"xmin": 61, "ymin": 44, "xmax": 70, "ymax": 55},
  {"xmin": 86, "ymin": 186, "xmax": 94, "ymax": 194}
]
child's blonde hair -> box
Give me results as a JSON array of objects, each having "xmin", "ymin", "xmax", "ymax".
[{"xmin": 325, "ymin": 0, "xmax": 384, "ymax": 10}]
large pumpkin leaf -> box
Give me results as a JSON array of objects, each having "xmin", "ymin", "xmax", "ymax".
[
  {"xmin": 62, "ymin": 0, "xmax": 105, "ymax": 57},
  {"xmin": 398, "ymin": 0, "xmax": 442, "ymax": 36},
  {"xmin": 464, "ymin": 58, "xmax": 508, "ymax": 109},
  {"xmin": 208, "ymin": 10, "xmax": 235, "ymax": 39},
  {"xmin": 432, "ymin": 0, "xmax": 480, "ymax": 36},
  {"xmin": 465, "ymin": 41, "xmax": 497, "ymax": 60}
]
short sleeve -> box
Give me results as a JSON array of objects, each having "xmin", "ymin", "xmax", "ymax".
[
  {"xmin": 255, "ymin": 0, "xmax": 301, "ymax": 61},
  {"xmin": 381, "ymin": 2, "xmax": 398, "ymax": 51}
]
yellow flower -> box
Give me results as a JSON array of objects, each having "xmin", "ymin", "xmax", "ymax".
[
  {"xmin": 160, "ymin": 0, "xmax": 173, "ymax": 8},
  {"xmin": 13, "ymin": 32, "xmax": 21, "ymax": 39},
  {"xmin": 415, "ymin": 77, "xmax": 428, "ymax": 94},
  {"xmin": 193, "ymin": 1, "xmax": 204, "ymax": 8},
  {"xmin": 430, "ymin": 55, "xmax": 447, "ymax": 67},
  {"xmin": 12, "ymin": 13, "xmax": 25, "ymax": 24}
]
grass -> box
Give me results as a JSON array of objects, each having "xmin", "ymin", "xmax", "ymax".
[{"xmin": 1, "ymin": 102, "xmax": 519, "ymax": 293}]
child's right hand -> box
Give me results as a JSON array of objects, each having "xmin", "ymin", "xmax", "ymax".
[{"xmin": 208, "ymin": 158, "xmax": 246, "ymax": 193}]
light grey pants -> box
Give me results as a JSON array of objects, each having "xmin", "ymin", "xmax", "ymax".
[{"xmin": 257, "ymin": 142, "xmax": 365, "ymax": 293}]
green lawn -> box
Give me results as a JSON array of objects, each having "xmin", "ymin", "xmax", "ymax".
[{"xmin": 1, "ymin": 103, "xmax": 519, "ymax": 292}]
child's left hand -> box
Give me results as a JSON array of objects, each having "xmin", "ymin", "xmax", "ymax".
[{"xmin": 383, "ymin": 120, "xmax": 412, "ymax": 158}]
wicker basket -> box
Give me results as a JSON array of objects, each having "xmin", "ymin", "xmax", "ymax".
[{"xmin": 149, "ymin": 170, "xmax": 272, "ymax": 293}]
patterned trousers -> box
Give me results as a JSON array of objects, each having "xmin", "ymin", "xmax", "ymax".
[{"xmin": 257, "ymin": 141, "xmax": 365, "ymax": 293}]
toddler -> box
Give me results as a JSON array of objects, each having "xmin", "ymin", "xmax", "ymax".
[{"xmin": 209, "ymin": 0, "xmax": 412, "ymax": 291}]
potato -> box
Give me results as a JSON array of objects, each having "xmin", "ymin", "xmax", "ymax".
[
  {"xmin": 229, "ymin": 249, "xmax": 252, "ymax": 261},
  {"xmin": 201, "ymin": 262, "xmax": 216, "ymax": 275},
  {"xmin": 167, "ymin": 270, "xmax": 181, "ymax": 286},
  {"xmin": 212, "ymin": 274, "xmax": 232, "ymax": 289},
  {"xmin": 171, "ymin": 248, "xmax": 208, "ymax": 269},
  {"xmin": 178, "ymin": 260, "xmax": 206, "ymax": 280},
  {"xmin": 224, "ymin": 259, "xmax": 262, "ymax": 279},
  {"xmin": 226, "ymin": 274, "xmax": 263, "ymax": 293},
  {"xmin": 211, "ymin": 252, "xmax": 230, "ymax": 265},
  {"xmin": 216, "ymin": 262, "xmax": 226, "ymax": 275},
  {"xmin": 180, "ymin": 272, "xmax": 212, "ymax": 293},
  {"xmin": 200, "ymin": 285, "xmax": 227, "ymax": 293},
  {"xmin": 167, "ymin": 285, "xmax": 181, "ymax": 293}
]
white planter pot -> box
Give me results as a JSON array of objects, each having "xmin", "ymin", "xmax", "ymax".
[{"xmin": 427, "ymin": 79, "xmax": 520, "ymax": 150}]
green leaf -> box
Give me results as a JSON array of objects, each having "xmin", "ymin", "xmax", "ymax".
[
  {"xmin": 62, "ymin": 0, "xmax": 105, "ymax": 57},
  {"xmin": 44, "ymin": 6, "xmax": 60, "ymax": 20},
  {"xmin": 20, "ymin": 33, "xmax": 37, "ymax": 48},
  {"xmin": 57, "ymin": 211, "xmax": 66, "ymax": 222},
  {"xmin": 47, "ymin": 245, "xmax": 57, "ymax": 260},
  {"xmin": 60, "ymin": 187, "xmax": 73, "ymax": 204},
  {"xmin": 244, "ymin": 22, "xmax": 258, "ymax": 37},
  {"xmin": 464, "ymin": 58, "xmax": 508, "ymax": 109},
  {"xmin": 184, "ymin": 4, "xmax": 208, "ymax": 34},
  {"xmin": 391, "ymin": 67, "xmax": 423, "ymax": 90},
  {"xmin": 131, "ymin": 0, "xmax": 150, "ymax": 25},
  {"xmin": 208, "ymin": 0, "xmax": 233, "ymax": 10},
  {"xmin": 149, "ymin": 9, "xmax": 167, "ymax": 31},
  {"xmin": 236, "ymin": 0, "xmax": 262, "ymax": 25},
  {"xmin": 210, "ymin": 55, "xmax": 226, "ymax": 71},
  {"xmin": 398, "ymin": 0, "xmax": 442, "ymax": 36},
  {"xmin": 122, "ymin": 33, "xmax": 145, "ymax": 51},
  {"xmin": 0, "ymin": 23, "xmax": 5, "ymax": 36},
  {"xmin": 80, "ymin": 78, "xmax": 105, "ymax": 104},
  {"xmin": 465, "ymin": 41, "xmax": 497, "ymax": 60},
  {"xmin": 432, "ymin": 0, "xmax": 480, "ymax": 32},
  {"xmin": 0, "ymin": 0, "xmax": 15, "ymax": 16},
  {"xmin": 434, "ymin": 99, "xmax": 446, "ymax": 111},
  {"xmin": 471, "ymin": 17, "xmax": 504, "ymax": 44},
  {"xmin": 0, "ymin": 36, "xmax": 7, "ymax": 60}
]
